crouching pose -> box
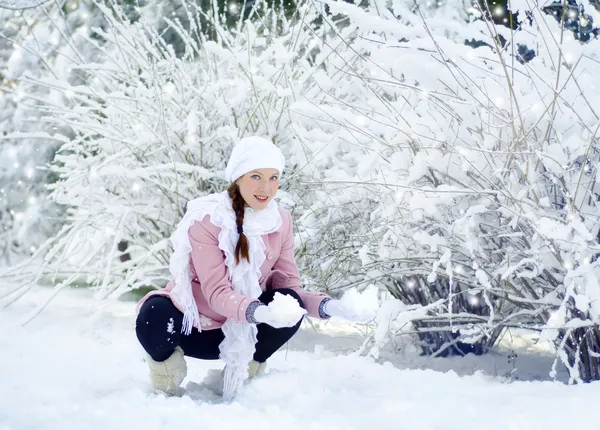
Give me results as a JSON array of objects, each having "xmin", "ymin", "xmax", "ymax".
[{"xmin": 135, "ymin": 136, "xmax": 365, "ymax": 400}]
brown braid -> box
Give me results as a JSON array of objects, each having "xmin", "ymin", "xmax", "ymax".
[{"xmin": 227, "ymin": 182, "xmax": 249, "ymax": 264}]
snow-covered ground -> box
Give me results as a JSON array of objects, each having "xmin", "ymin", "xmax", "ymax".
[{"xmin": 1, "ymin": 287, "xmax": 598, "ymax": 430}]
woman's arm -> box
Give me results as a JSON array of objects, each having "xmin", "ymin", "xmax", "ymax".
[
  {"xmin": 272, "ymin": 210, "xmax": 331, "ymax": 319},
  {"xmin": 188, "ymin": 216, "xmax": 262, "ymax": 323}
]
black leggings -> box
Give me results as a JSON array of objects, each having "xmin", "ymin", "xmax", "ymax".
[{"xmin": 136, "ymin": 288, "xmax": 304, "ymax": 363}]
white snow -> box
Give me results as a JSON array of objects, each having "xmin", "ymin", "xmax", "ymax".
[
  {"xmin": 1, "ymin": 287, "xmax": 599, "ymax": 430},
  {"xmin": 263, "ymin": 291, "xmax": 307, "ymax": 327},
  {"xmin": 336, "ymin": 286, "xmax": 379, "ymax": 322},
  {"xmin": 166, "ymin": 317, "xmax": 175, "ymax": 334}
]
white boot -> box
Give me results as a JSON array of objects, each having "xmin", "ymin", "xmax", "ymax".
[
  {"xmin": 248, "ymin": 360, "xmax": 267, "ymax": 379},
  {"xmin": 145, "ymin": 346, "xmax": 187, "ymax": 395}
]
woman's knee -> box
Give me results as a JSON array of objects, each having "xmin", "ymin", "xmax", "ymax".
[
  {"xmin": 138, "ymin": 295, "xmax": 176, "ymax": 317},
  {"xmin": 136, "ymin": 296, "xmax": 182, "ymax": 361},
  {"xmin": 136, "ymin": 296, "xmax": 181, "ymax": 335}
]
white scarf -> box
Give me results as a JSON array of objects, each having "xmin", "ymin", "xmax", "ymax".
[{"xmin": 169, "ymin": 190, "xmax": 282, "ymax": 400}]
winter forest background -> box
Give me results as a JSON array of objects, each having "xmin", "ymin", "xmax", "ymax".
[{"xmin": 2, "ymin": 0, "xmax": 600, "ymax": 390}]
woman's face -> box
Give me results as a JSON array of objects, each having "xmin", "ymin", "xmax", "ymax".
[{"xmin": 235, "ymin": 168, "xmax": 281, "ymax": 210}]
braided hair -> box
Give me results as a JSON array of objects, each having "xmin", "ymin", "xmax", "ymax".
[{"xmin": 227, "ymin": 182, "xmax": 249, "ymax": 264}]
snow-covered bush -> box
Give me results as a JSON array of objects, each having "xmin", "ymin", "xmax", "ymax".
[
  {"xmin": 0, "ymin": 6, "xmax": 69, "ymax": 266},
  {"xmin": 285, "ymin": 0, "xmax": 600, "ymax": 378},
  {"xmin": 0, "ymin": 0, "xmax": 147, "ymax": 266}
]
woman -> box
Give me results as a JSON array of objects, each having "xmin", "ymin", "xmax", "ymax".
[{"xmin": 135, "ymin": 136, "xmax": 365, "ymax": 400}]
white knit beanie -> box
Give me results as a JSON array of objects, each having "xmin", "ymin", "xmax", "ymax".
[{"xmin": 224, "ymin": 136, "xmax": 286, "ymax": 183}]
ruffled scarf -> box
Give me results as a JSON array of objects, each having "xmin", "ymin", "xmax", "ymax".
[{"xmin": 168, "ymin": 190, "xmax": 282, "ymax": 400}]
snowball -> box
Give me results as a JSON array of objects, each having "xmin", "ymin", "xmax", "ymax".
[
  {"xmin": 339, "ymin": 285, "xmax": 379, "ymax": 321},
  {"xmin": 267, "ymin": 292, "xmax": 307, "ymax": 326}
]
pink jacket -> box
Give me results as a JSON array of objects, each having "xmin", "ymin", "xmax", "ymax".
[{"xmin": 136, "ymin": 207, "xmax": 330, "ymax": 330}]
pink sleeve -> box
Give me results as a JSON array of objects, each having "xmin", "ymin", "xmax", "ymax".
[
  {"xmin": 272, "ymin": 210, "xmax": 330, "ymax": 319},
  {"xmin": 188, "ymin": 216, "xmax": 259, "ymax": 323}
]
